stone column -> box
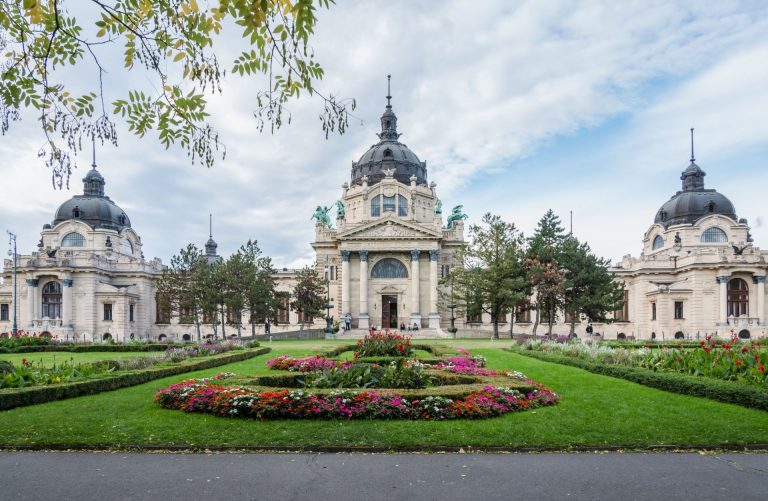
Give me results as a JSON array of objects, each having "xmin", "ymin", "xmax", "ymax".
[
  {"xmin": 341, "ymin": 251, "xmax": 351, "ymax": 316},
  {"xmin": 25, "ymin": 278, "xmax": 38, "ymax": 327},
  {"xmin": 717, "ymin": 275, "xmax": 729, "ymax": 326},
  {"xmin": 755, "ymin": 275, "xmax": 765, "ymax": 325},
  {"xmin": 428, "ymin": 250, "xmax": 441, "ymax": 328},
  {"xmin": 61, "ymin": 279, "xmax": 73, "ymax": 327},
  {"xmin": 358, "ymin": 251, "xmax": 369, "ymax": 329},
  {"xmin": 410, "ymin": 250, "xmax": 421, "ymax": 326}
]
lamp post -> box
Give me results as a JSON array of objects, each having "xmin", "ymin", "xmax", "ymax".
[
  {"xmin": 324, "ymin": 257, "xmax": 334, "ymax": 335},
  {"xmin": 6, "ymin": 231, "xmax": 18, "ymax": 336},
  {"xmin": 446, "ymin": 280, "xmax": 457, "ymax": 337}
]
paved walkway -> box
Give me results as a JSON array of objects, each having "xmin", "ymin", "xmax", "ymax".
[{"xmin": 1, "ymin": 451, "xmax": 766, "ymax": 500}]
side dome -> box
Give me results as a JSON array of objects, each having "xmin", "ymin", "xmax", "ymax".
[
  {"xmin": 52, "ymin": 164, "xmax": 131, "ymax": 231},
  {"xmin": 350, "ymin": 78, "xmax": 427, "ymax": 186},
  {"xmin": 654, "ymin": 159, "xmax": 737, "ymax": 227}
]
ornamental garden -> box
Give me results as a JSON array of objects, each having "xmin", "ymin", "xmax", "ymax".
[{"xmin": 0, "ymin": 331, "xmax": 767, "ymax": 450}]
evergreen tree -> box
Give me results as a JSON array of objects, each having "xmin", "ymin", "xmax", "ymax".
[
  {"xmin": 449, "ymin": 213, "xmax": 529, "ymax": 339},
  {"xmin": 156, "ymin": 244, "xmax": 207, "ymax": 340},
  {"xmin": 290, "ymin": 266, "xmax": 327, "ymax": 328},
  {"xmin": 239, "ymin": 240, "xmax": 278, "ymax": 336},
  {"xmin": 527, "ymin": 210, "xmax": 567, "ymax": 337}
]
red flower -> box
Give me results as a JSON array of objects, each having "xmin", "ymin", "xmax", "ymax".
[
  {"xmin": 735, "ymin": 359, "xmax": 743, "ymax": 366},
  {"xmin": 21, "ymin": 358, "xmax": 28, "ymax": 366},
  {"xmin": 741, "ymin": 347, "xmax": 749, "ymax": 354},
  {"xmin": 758, "ymin": 365, "xmax": 765, "ymax": 373}
]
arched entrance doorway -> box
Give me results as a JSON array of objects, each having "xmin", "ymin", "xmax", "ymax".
[
  {"xmin": 727, "ymin": 278, "xmax": 749, "ymax": 317},
  {"xmin": 738, "ymin": 329, "xmax": 750, "ymax": 339},
  {"xmin": 674, "ymin": 331, "xmax": 685, "ymax": 340}
]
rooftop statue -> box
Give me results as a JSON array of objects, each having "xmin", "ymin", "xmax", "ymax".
[
  {"xmin": 446, "ymin": 205, "xmax": 468, "ymax": 229},
  {"xmin": 311, "ymin": 205, "xmax": 333, "ymax": 229},
  {"xmin": 434, "ymin": 197, "xmax": 442, "ymax": 215},
  {"xmin": 335, "ymin": 200, "xmax": 346, "ymax": 220}
]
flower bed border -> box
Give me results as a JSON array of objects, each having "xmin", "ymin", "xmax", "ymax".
[
  {"xmin": 0, "ymin": 347, "xmax": 271, "ymax": 411},
  {"xmin": 1, "ymin": 344, "xmax": 179, "ymax": 354},
  {"xmin": 510, "ymin": 348, "xmax": 768, "ymax": 411}
]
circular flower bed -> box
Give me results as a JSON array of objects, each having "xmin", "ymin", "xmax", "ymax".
[{"xmin": 155, "ymin": 335, "xmax": 560, "ymax": 420}]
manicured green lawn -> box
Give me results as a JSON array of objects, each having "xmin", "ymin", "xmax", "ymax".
[
  {"xmin": 1, "ymin": 351, "xmax": 161, "ymax": 366},
  {"xmin": 0, "ymin": 339, "xmax": 766, "ymax": 450}
]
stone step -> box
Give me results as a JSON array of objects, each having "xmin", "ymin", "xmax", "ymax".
[{"xmin": 334, "ymin": 328, "xmax": 451, "ymax": 339}]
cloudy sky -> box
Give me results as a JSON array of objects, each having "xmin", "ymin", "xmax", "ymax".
[{"xmin": 1, "ymin": 0, "xmax": 767, "ymax": 268}]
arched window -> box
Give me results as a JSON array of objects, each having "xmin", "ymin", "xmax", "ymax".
[
  {"xmin": 61, "ymin": 232, "xmax": 85, "ymax": 247},
  {"xmin": 72, "ymin": 206, "xmax": 81, "ymax": 218},
  {"xmin": 701, "ymin": 227, "xmax": 727, "ymax": 243},
  {"xmin": 371, "ymin": 195, "xmax": 381, "ymax": 217},
  {"xmin": 371, "ymin": 258, "xmax": 408, "ymax": 279},
  {"xmin": 707, "ymin": 201, "xmax": 716, "ymax": 213},
  {"xmin": 652, "ymin": 235, "xmax": 664, "ymax": 250},
  {"xmin": 398, "ymin": 194, "xmax": 408, "ymax": 216},
  {"xmin": 42, "ymin": 281, "xmax": 62, "ymax": 319},
  {"xmin": 383, "ymin": 148, "xmax": 393, "ymax": 157},
  {"xmin": 121, "ymin": 239, "xmax": 134, "ymax": 255},
  {"xmin": 727, "ymin": 278, "xmax": 749, "ymax": 317}
]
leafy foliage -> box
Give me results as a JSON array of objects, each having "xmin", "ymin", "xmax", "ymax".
[
  {"xmin": 290, "ymin": 265, "xmax": 326, "ymax": 326},
  {"xmin": 0, "ymin": 0, "xmax": 354, "ymax": 187}
]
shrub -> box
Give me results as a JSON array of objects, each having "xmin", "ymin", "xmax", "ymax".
[
  {"xmin": 355, "ymin": 332, "xmax": 413, "ymax": 357},
  {"xmin": 0, "ymin": 360, "xmax": 14, "ymax": 374},
  {"xmin": 513, "ymin": 348, "xmax": 768, "ymax": 411},
  {"xmin": 0, "ymin": 348, "xmax": 270, "ymax": 410}
]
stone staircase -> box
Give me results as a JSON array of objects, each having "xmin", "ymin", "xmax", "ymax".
[{"xmin": 333, "ymin": 328, "xmax": 451, "ymax": 339}]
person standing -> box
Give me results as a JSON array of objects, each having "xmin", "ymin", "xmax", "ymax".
[{"xmin": 264, "ymin": 320, "xmax": 271, "ymax": 336}]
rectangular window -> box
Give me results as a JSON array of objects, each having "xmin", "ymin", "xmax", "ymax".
[
  {"xmin": 129, "ymin": 304, "xmax": 135, "ymax": 322},
  {"xmin": 674, "ymin": 301, "xmax": 684, "ymax": 319},
  {"xmin": 0, "ymin": 304, "xmax": 8, "ymax": 321},
  {"xmin": 301, "ymin": 309, "xmax": 314, "ymax": 323},
  {"xmin": 383, "ymin": 195, "xmax": 396, "ymax": 212},
  {"xmin": 277, "ymin": 297, "xmax": 290, "ymax": 324},
  {"xmin": 103, "ymin": 303, "xmax": 113, "ymax": 321},
  {"xmin": 515, "ymin": 302, "xmax": 531, "ymax": 323},
  {"xmin": 441, "ymin": 264, "xmax": 451, "ymax": 279},
  {"xmin": 398, "ymin": 195, "xmax": 408, "ymax": 216},
  {"xmin": 564, "ymin": 310, "xmax": 579, "ymax": 324},
  {"xmin": 371, "ymin": 195, "xmax": 381, "ymax": 217},
  {"xmin": 651, "ymin": 302, "xmax": 656, "ymax": 321},
  {"xmin": 613, "ymin": 290, "xmax": 629, "ymax": 321}
]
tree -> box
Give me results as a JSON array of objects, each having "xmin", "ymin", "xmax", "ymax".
[
  {"xmin": 0, "ymin": 0, "xmax": 354, "ymax": 187},
  {"xmin": 527, "ymin": 210, "xmax": 567, "ymax": 337},
  {"xmin": 156, "ymin": 243, "xmax": 207, "ymax": 340},
  {"xmin": 290, "ymin": 265, "xmax": 326, "ymax": 328},
  {"xmin": 449, "ymin": 213, "xmax": 529, "ymax": 340},
  {"xmin": 559, "ymin": 236, "xmax": 625, "ymax": 336},
  {"xmin": 238, "ymin": 239, "xmax": 277, "ymax": 336}
]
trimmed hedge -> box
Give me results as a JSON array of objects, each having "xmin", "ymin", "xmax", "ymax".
[
  {"xmin": 0, "ymin": 341, "xmax": 259, "ymax": 354},
  {"xmin": 322, "ymin": 344, "xmax": 438, "ymax": 359},
  {"xmin": 0, "ymin": 347, "xmax": 271, "ymax": 411},
  {"xmin": 510, "ymin": 348, "xmax": 768, "ymax": 411}
]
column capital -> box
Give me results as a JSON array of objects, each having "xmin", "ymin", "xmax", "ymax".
[
  {"xmin": 359, "ymin": 250, "xmax": 369, "ymax": 262},
  {"xmin": 411, "ymin": 249, "xmax": 421, "ymax": 261},
  {"xmin": 61, "ymin": 279, "xmax": 74, "ymax": 287},
  {"xmin": 25, "ymin": 278, "xmax": 39, "ymax": 287},
  {"xmin": 341, "ymin": 250, "xmax": 351, "ymax": 262},
  {"xmin": 429, "ymin": 249, "xmax": 439, "ymax": 261},
  {"xmin": 754, "ymin": 275, "xmax": 766, "ymax": 284},
  {"xmin": 716, "ymin": 275, "xmax": 730, "ymax": 284}
]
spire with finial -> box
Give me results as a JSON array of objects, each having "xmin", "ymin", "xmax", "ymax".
[
  {"xmin": 378, "ymin": 74, "xmax": 400, "ymax": 141},
  {"xmin": 690, "ymin": 127, "xmax": 695, "ymax": 162},
  {"xmin": 83, "ymin": 137, "xmax": 105, "ymax": 197},
  {"xmin": 681, "ymin": 127, "xmax": 705, "ymax": 191},
  {"xmin": 205, "ymin": 213, "xmax": 219, "ymax": 259}
]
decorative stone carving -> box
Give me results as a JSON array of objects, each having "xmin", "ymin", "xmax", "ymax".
[
  {"xmin": 411, "ymin": 249, "xmax": 420, "ymax": 261},
  {"xmin": 359, "ymin": 250, "xmax": 369, "ymax": 262},
  {"xmin": 429, "ymin": 249, "xmax": 439, "ymax": 261},
  {"xmin": 26, "ymin": 278, "xmax": 39, "ymax": 287},
  {"xmin": 341, "ymin": 250, "xmax": 351, "ymax": 262}
]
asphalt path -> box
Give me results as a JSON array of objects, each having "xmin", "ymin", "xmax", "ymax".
[{"xmin": 1, "ymin": 451, "xmax": 766, "ymax": 500}]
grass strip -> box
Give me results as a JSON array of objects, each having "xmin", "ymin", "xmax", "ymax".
[
  {"xmin": 510, "ymin": 348, "xmax": 768, "ymax": 411},
  {"xmin": 0, "ymin": 347, "xmax": 270, "ymax": 411}
]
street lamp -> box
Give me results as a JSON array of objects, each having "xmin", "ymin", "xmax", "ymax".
[
  {"xmin": 6, "ymin": 231, "xmax": 18, "ymax": 336},
  {"xmin": 446, "ymin": 281, "xmax": 457, "ymax": 338},
  {"xmin": 324, "ymin": 257, "xmax": 334, "ymax": 335}
]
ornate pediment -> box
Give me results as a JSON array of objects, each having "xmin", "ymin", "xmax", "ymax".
[{"xmin": 338, "ymin": 218, "xmax": 441, "ymax": 241}]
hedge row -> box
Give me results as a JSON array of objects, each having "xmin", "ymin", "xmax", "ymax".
[
  {"xmin": 0, "ymin": 342, "xmax": 259, "ymax": 354},
  {"xmin": 0, "ymin": 347, "xmax": 271, "ymax": 411},
  {"xmin": 510, "ymin": 348, "xmax": 768, "ymax": 411},
  {"xmin": 322, "ymin": 344, "xmax": 437, "ymax": 358}
]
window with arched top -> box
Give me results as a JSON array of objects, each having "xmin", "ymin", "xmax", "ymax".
[
  {"xmin": 42, "ymin": 281, "xmax": 62, "ymax": 319},
  {"xmin": 727, "ymin": 278, "xmax": 749, "ymax": 317},
  {"xmin": 383, "ymin": 148, "xmax": 393, "ymax": 157},
  {"xmin": 72, "ymin": 206, "xmax": 81, "ymax": 218},
  {"xmin": 398, "ymin": 194, "xmax": 408, "ymax": 216},
  {"xmin": 371, "ymin": 258, "xmax": 408, "ymax": 279},
  {"xmin": 701, "ymin": 227, "xmax": 727, "ymax": 243},
  {"xmin": 652, "ymin": 235, "xmax": 664, "ymax": 250},
  {"xmin": 707, "ymin": 201, "xmax": 716, "ymax": 213},
  {"xmin": 121, "ymin": 238, "xmax": 134, "ymax": 255},
  {"xmin": 61, "ymin": 232, "xmax": 85, "ymax": 247},
  {"xmin": 371, "ymin": 195, "xmax": 381, "ymax": 217}
]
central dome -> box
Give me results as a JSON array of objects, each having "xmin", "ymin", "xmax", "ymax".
[
  {"xmin": 52, "ymin": 164, "xmax": 131, "ymax": 231},
  {"xmin": 351, "ymin": 80, "xmax": 427, "ymax": 186},
  {"xmin": 654, "ymin": 159, "xmax": 737, "ymax": 227}
]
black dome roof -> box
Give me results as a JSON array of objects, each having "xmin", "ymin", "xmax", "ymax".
[
  {"xmin": 52, "ymin": 166, "xmax": 131, "ymax": 231},
  {"xmin": 654, "ymin": 161, "xmax": 737, "ymax": 227},
  {"xmin": 351, "ymin": 82, "xmax": 427, "ymax": 186}
]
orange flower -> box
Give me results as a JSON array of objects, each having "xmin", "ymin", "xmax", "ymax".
[{"xmin": 734, "ymin": 359, "xmax": 743, "ymax": 366}]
